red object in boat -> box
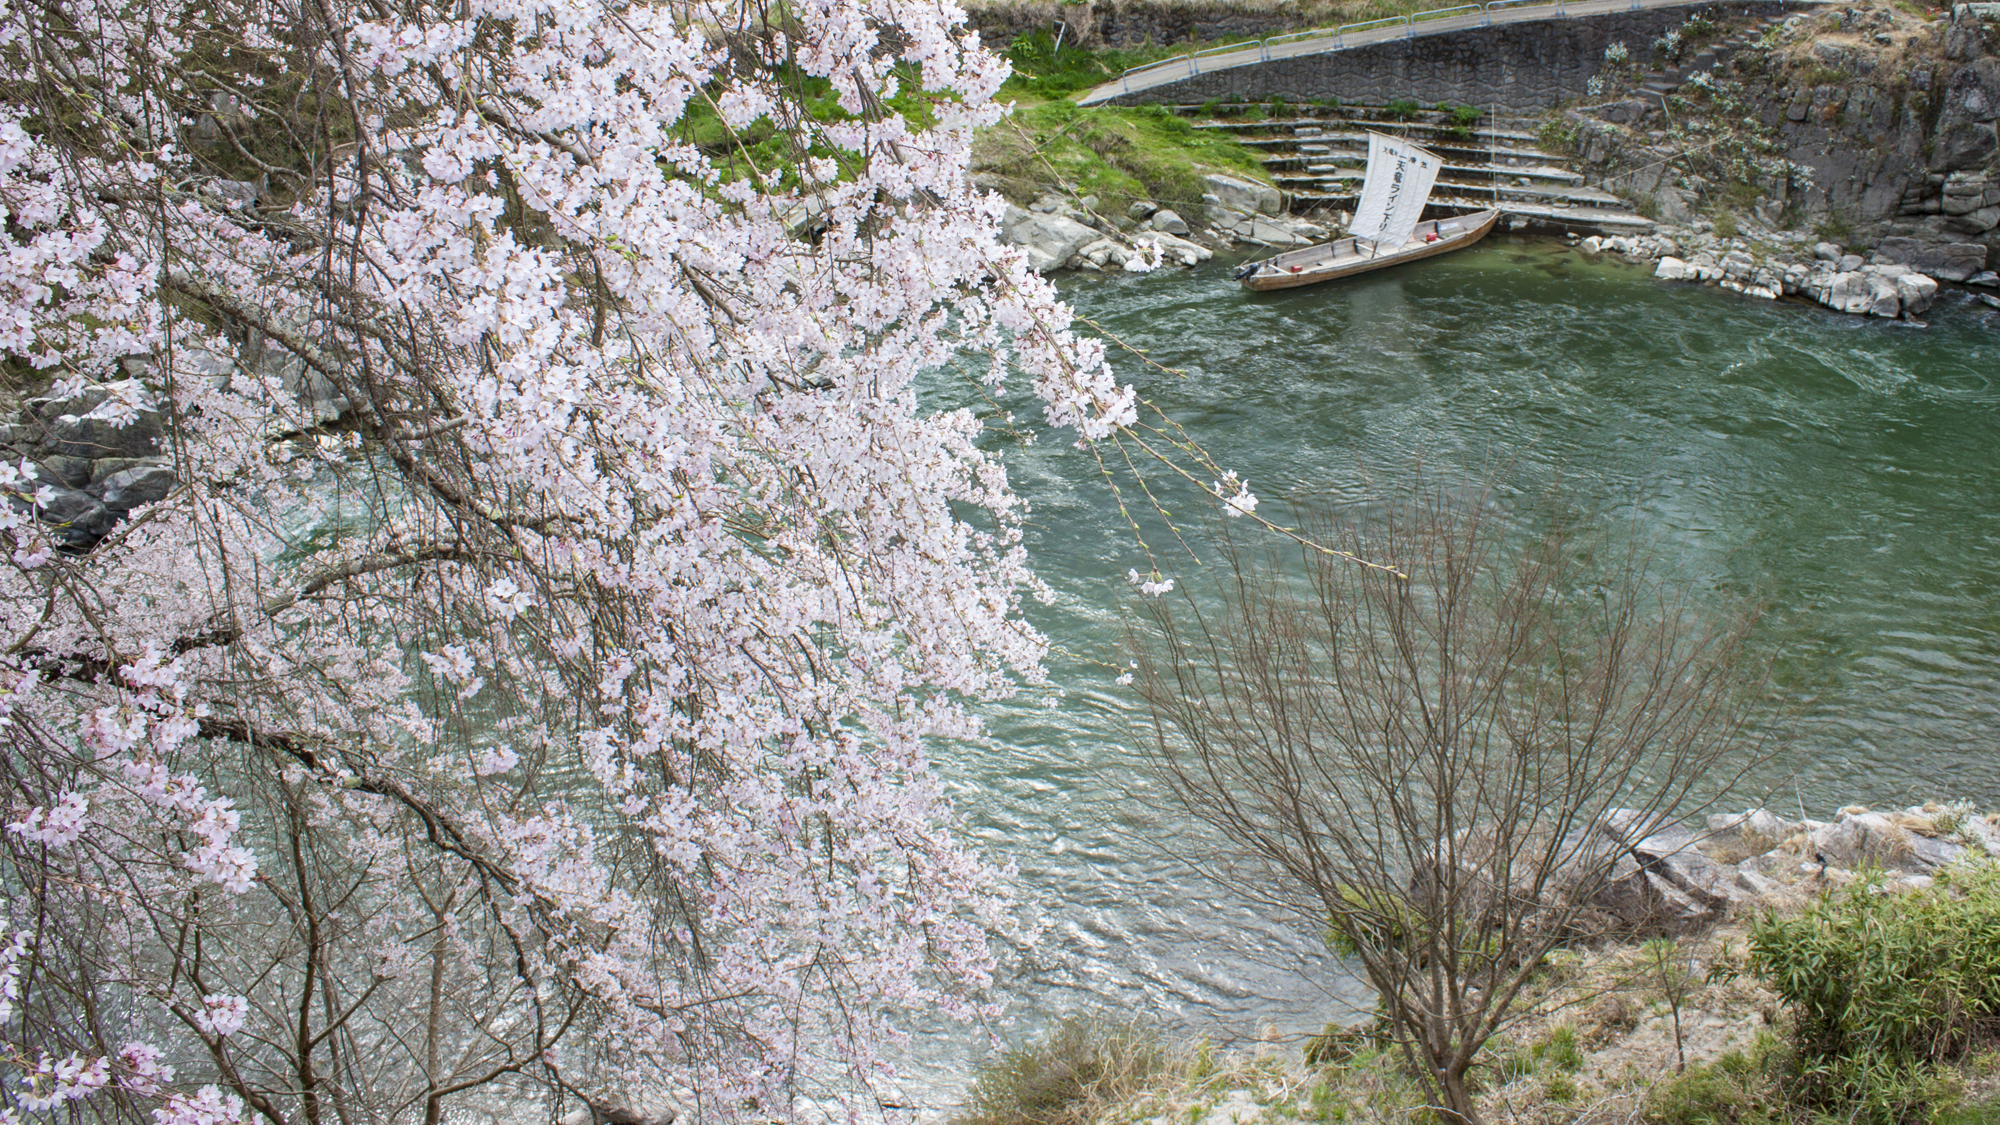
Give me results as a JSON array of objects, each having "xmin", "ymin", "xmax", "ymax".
[{"xmin": 1289, "ymin": 265, "xmax": 1302, "ymax": 273}]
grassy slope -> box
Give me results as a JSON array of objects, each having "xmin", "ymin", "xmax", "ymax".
[{"xmin": 972, "ymin": 32, "xmax": 1278, "ymax": 214}]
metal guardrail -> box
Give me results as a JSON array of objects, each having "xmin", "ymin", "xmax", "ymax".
[
  {"xmin": 1409, "ymin": 3, "xmax": 1485, "ymax": 24},
  {"xmin": 1106, "ymin": 0, "xmax": 1668, "ymax": 89}
]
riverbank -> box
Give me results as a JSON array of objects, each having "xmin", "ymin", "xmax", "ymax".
[
  {"xmin": 980, "ymin": 0, "xmax": 2000, "ymax": 307},
  {"xmin": 951, "ymin": 800, "xmax": 2000, "ymax": 1125}
]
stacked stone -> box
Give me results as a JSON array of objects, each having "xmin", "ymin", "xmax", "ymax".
[
  {"xmin": 995, "ymin": 176, "xmax": 1334, "ymax": 273},
  {"xmin": 1575, "ymin": 231, "xmax": 1943, "ymax": 320},
  {"xmin": 1507, "ymin": 801, "xmax": 2000, "ymax": 938}
]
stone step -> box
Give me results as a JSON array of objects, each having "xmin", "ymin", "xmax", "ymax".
[
  {"xmin": 1276, "ymin": 175, "xmax": 1629, "ymax": 208},
  {"xmin": 1235, "ymin": 131, "xmax": 1561, "ymax": 161},
  {"xmin": 1286, "ymin": 195, "xmax": 1656, "ymax": 235},
  {"xmin": 1253, "ymin": 139, "xmax": 1577, "ymax": 169},
  {"xmin": 1191, "ymin": 117, "xmax": 1545, "ymax": 145},
  {"xmin": 1268, "ymin": 154, "xmax": 1586, "ymax": 186}
]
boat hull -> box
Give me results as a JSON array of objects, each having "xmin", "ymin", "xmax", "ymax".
[{"xmin": 1237, "ymin": 209, "xmax": 1501, "ymax": 291}]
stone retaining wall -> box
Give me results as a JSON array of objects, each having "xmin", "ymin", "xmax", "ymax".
[
  {"xmin": 1094, "ymin": 6, "xmax": 1779, "ymax": 110},
  {"xmin": 964, "ymin": 0, "xmax": 1323, "ymax": 49}
]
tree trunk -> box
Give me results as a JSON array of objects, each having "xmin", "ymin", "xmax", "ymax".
[{"xmin": 1440, "ymin": 1063, "xmax": 1482, "ymax": 1125}]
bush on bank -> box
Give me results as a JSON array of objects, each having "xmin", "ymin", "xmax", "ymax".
[{"xmin": 958, "ymin": 870, "xmax": 2000, "ymax": 1125}]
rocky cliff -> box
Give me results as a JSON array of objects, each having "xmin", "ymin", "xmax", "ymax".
[{"xmin": 1578, "ymin": 1, "xmax": 2000, "ymax": 278}]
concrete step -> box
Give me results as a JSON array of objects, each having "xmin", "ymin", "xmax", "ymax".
[
  {"xmin": 1191, "ymin": 117, "xmax": 1546, "ymax": 145},
  {"xmin": 1286, "ymin": 194, "xmax": 1656, "ymax": 235},
  {"xmin": 1249, "ymin": 134, "xmax": 1576, "ymax": 168},
  {"xmin": 1275, "ymin": 174, "xmax": 1629, "ymax": 208},
  {"xmin": 1268, "ymin": 153, "xmax": 1586, "ymax": 186}
]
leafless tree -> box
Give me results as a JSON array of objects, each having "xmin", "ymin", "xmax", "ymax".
[{"xmin": 1130, "ymin": 485, "xmax": 1765, "ymax": 1125}]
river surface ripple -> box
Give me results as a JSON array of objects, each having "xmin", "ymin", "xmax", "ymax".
[{"xmin": 898, "ymin": 238, "xmax": 2000, "ymax": 1111}]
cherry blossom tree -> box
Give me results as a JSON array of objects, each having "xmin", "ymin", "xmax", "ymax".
[{"xmin": 0, "ymin": 0, "xmax": 1197, "ymax": 1117}]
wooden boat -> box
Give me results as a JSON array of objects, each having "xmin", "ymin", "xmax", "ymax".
[
  {"xmin": 1235, "ymin": 131, "xmax": 1499, "ymax": 291},
  {"xmin": 1235, "ymin": 210, "xmax": 1500, "ymax": 291}
]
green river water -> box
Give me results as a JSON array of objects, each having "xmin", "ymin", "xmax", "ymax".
[{"xmin": 904, "ymin": 236, "xmax": 2000, "ymax": 1105}]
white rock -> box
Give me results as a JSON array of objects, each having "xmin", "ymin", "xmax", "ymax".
[
  {"xmin": 1827, "ymin": 270, "xmax": 1873, "ymax": 315},
  {"xmin": 1894, "ymin": 273, "xmax": 1939, "ymax": 315},
  {"xmin": 1202, "ymin": 173, "xmax": 1283, "ymax": 217},
  {"xmin": 1151, "ymin": 209, "xmax": 1190, "ymax": 235},
  {"xmin": 1867, "ymin": 276, "xmax": 1903, "ymax": 318},
  {"xmin": 1001, "ymin": 209, "xmax": 1101, "ymax": 274},
  {"xmin": 1132, "ymin": 232, "xmax": 1212, "ymax": 267},
  {"xmin": 1580, "ymin": 235, "xmax": 1604, "ymax": 253}
]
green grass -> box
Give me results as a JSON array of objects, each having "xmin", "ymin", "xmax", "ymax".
[
  {"xmin": 971, "ymin": 100, "xmax": 1273, "ymax": 213},
  {"xmin": 1941, "ymin": 1101, "xmax": 2000, "ymax": 1125},
  {"xmin": 997, "ymin": 30, "xmax": 1244, "ymax": 102}
]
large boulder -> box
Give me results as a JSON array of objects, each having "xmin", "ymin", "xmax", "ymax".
[
  {"xmin": 1827, "ymin": 270, "xmax": 1874, "ymax": 315},
  {"xmin": 1895, "ymin": 273, "xmax": 1940, "ymax": 315},
  {"xmin": 1946, "ymin": 205, "xmax": 2000, "ymax": 234},
  {"xmin": 8, "ymin": 485, "xmax": 118, "ymax": 551},
  {"xmin": 100, "ymin": 465, "xmax": 179, "ymax": 513},
  {"xmin": 1875, "ymin": 236, "xmax": 1989, "ymax": 281},
  {"xmin": 1240, "ymin": 218, "xmax": 1310, "ymax": 248},
  {"xmin": 1587, "ymin": 854, "xmax": 1717, "ymax": 937},
  {"xmin": 1202, "ymin": 173, "xmax": 1282, "ymax": 217},
  {"xmin": 45, "ymin": 412, "xmax": 164, "ymax": 460},
  {"xmin": 1866, "ymin": 274, "xmax": 1904, "ymax": 318},
  {"xmin": 1001, "ymin": 207, "xmax": 1099, "ymax": 273},
  {"xmin": 1809, "ymin": 810, "xmax": 1967, "ymax": 873}
]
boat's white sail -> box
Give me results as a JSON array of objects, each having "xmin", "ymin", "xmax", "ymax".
[{"xmin": 1350, "ymin": 133, "xmax": 1443, "ymax": 252}]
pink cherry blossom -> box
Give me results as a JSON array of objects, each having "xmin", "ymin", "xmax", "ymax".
[{"xmin": 0, "ymin": 0, "xmax": 1191, "ymax": 1113}]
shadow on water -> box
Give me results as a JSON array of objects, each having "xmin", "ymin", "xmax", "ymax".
[{"xmin": 895, "ymin": 237, "xmax": 2000, "ymax": 1113}]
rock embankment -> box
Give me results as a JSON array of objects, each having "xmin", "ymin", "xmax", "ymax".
[
  {"xmin": 994, "ymin": 172, "xmax": 1329, "ymax": 273},
  {"xmin": 1558, "ymin": 800, "xmax": 1996, "ymax": 938},
  {"xmin": 1566, "ymin": 226, "xmax": 1989, "ymax": 320},
  {"xmin": 1578, "ymin": 2, "xmax": 2000, "ymax": 283},
  {"xmin": 1, "ymin": 379, "xmax": 179, "ymax": 553},
  {"xmin": 0, "ymin": 314, "xmax": 352, "ymax": 554}
]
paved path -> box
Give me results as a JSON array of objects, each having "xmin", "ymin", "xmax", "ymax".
[{"xmin": 1073, "ymin": 0, "xmax": 1793, "ymax": 106}]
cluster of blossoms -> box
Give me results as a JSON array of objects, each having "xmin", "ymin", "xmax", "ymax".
[{"xmin": 0, "ymin": 0, "xmax": 1241, "ymax": 1114}]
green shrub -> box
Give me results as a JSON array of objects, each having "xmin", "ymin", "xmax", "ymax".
[
  {"xmin": 1646, "ymin": 1035, "xmax": 1788, "ymax": 1125},
  {"xmin": 1747, "ymin": 867, "xmax": 2000, "ymax": 1123},
  {"xmin": 1383, "ymin": 98, "xmax": 1420, "ymax": 120},
  {"xmin": 953, "ymin": 1013, "xmax": 1171, "ymax": 1125},
  {"xmin": 1536, "ymin": 1025, "xmax": 1584, "ymax": 1074},
  {"xmin": 1537, "ymin": 115, "xmax": 1580, "ymax": 155},
  {"xmin": 1435, "ymin": 102, "xmax": 1480, "ymax": 141}
]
